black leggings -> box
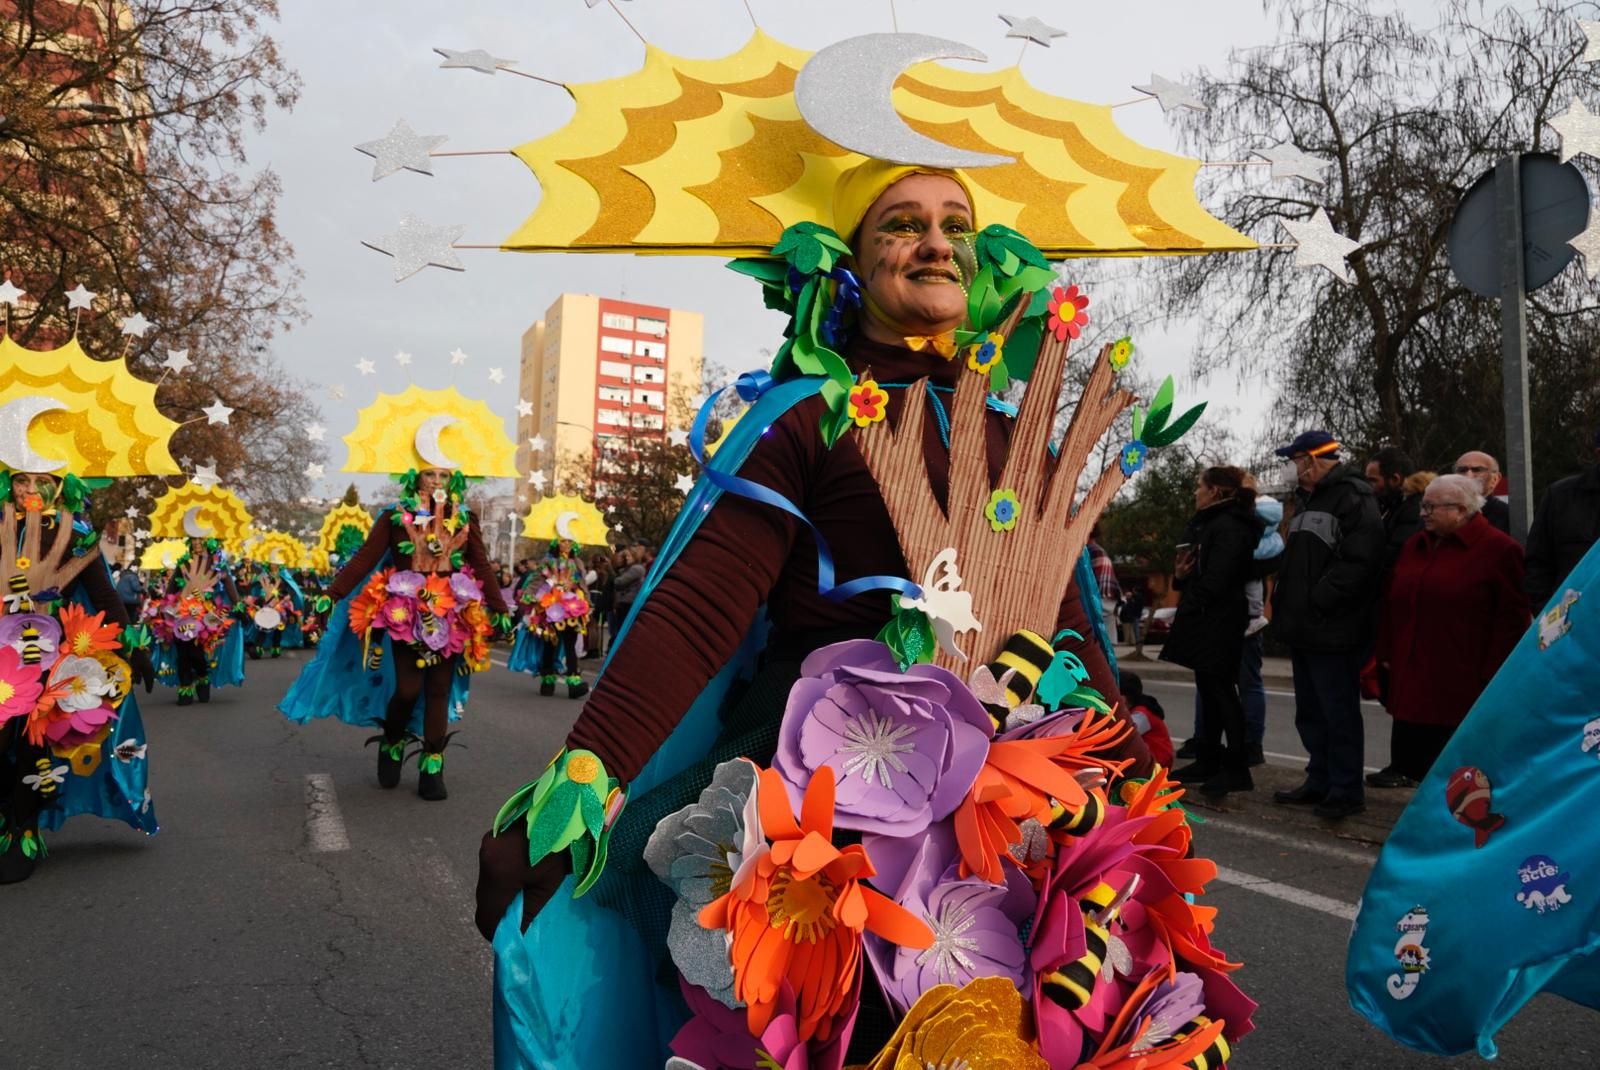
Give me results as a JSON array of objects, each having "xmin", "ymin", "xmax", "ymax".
[
  {"xmin": 175, "ymin": 640, "xmax": 209, "ymax": 688},
  {"xmin": 385, "ymin": 653, "xmax": 457, "ymax": 747},
  {"xmin": 0, "ymin": 722, "xmax": 49, "ymax": 835},
  {"xmin": 1194, "ymin": 668, "xmax": 1250, "ymax": 775},
  {"xmin": 539, "ymin": 629, "xmax": 579, "ymax": 678}
]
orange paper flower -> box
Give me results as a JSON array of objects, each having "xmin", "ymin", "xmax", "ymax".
[
  {"xmin": 698, "ymin": 766, "xmax": 933, "ymax": 1044},
  {"xmin": 59, "ymin": 603, "xmax": 121, "ymax": 657}
]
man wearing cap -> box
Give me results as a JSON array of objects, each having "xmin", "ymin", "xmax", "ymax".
[
  {"xmin": 1271, "ymin": 430, "xmax": 1385, "ymax": 819},
  {"xmin": 1524, "ymin": 430, "xmax": 1600, "ymax": 609}
]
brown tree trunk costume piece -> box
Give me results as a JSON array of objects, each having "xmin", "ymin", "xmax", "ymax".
[{"xmin": 857, "ymin": 332, "xmax": 1134, "ymax": 671}]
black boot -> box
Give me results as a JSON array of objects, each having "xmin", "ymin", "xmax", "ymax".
[
  {"xmin": 177, "ymin": 684, "xmax": 195, "ymax": 707},
  {"xmin": 368, "ymin": 733, "xmax": 410, "ymax": 790},
  {"xmin": 0, "ymin": 826, "xmax": 43, "ymax": 885},
  {"xmin": 197, "ymin": 677, "xmax": 211, "ymax": 704},
  {"xmin": 1200, "ymin": 767, "xmax": 1255, "ymax": 798},
  {"xmin": 417, "ymin": 746, "xmax": 448, "ymax": 802},
  {"xmin": 539, "ymin": 674, "xmax": 556, "ymax": 697},
  {"xmin": 566, "ymin": 674, "xmax": 589, "ymax": 699}
]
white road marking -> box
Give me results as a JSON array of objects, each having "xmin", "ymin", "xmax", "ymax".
[
  {"xmin": 1212, "ymin": 864, "xmax": 1358, "ymax": 921},
  {"xmin": 1262, "ymin": 749, "xmax": 1383, "ymax": 775},
  {"xmin": 1199, "ymin": 813, "xmax": 1382, "ymax": 867},
  {"xmin": 303, "ymin": 773, "xmax": 350, "ymax": 853}
]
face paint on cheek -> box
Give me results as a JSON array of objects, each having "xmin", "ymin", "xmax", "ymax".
[{"xmin": 951, "ymin": 233, "xmax": 978, "ymax": 289}]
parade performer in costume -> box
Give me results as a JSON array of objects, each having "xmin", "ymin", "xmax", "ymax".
[
  {"xmin": 1347, "ymin": 542, "xmax": 1600, "ymax": 1056},
  {"xmin": 279, "ymin": 387, "xmax": 515, "ymax": 801},
  {"xmin": 466, "ymin": 28, "xmax": 1256, "ymax": 1068},
  {"xmin": 244, "ymin": 562, "xmax": 302, "ymax": 659},
  {"xmin": 150, "ymin": 532, "xmax": 244, "ymax": 705},
  {"xmin": 509, "ymin": 495, "xmax": 607, "ymax": 698},
  {"xmin": 0, "ymin": 328, "xmax": 174, "ymax": 883}
]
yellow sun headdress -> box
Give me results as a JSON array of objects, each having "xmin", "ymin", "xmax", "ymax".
[
  {"xmin": 522, "ymin": 495, "xmax": 609, "ymax": 547},
  {"xmin": 140, "ymin": 538, "xmax": 188, "ymax": 571},
  {"xmin": 315, "ymin": 503, "xmax": 375, "ymax": 561},
  {"xmin": 147, "ymin": 483, "xmax": 254, "ymax": 543},
  {"xmin": 341, "ymin": 385, "xmax": 517, "ymax": 478},
  {"xmin": 245, "ymin": 529, "xmax": 310, "ymax": 568}
]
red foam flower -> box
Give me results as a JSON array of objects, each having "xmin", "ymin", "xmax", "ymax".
[{"xmin": 1047, "ymin": 284, "xmax": 1091, "ymax": 341}]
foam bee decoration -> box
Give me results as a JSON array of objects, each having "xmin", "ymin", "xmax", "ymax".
[
  {"xmin": 23, "ymin": 759, "xmax": 69, "ymax": 795},
  {"xmin": 1040, "ymin": 875, "xmax": 1142, "ymax": 1011},
  {"xmin": 969, "ymin": 629, "xmax": 1052, "ymax": 731}
]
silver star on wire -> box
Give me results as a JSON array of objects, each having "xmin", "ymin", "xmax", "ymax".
[
  {"xmin": 433, "ymin": 47, "xmax": 515, "ymax": 75},
  {"xmin": 1569, "ymin": 216, "xmax": 1600, "ymax": 279},
  {"xmin": 355, "ymin": 119, "xmax": 448, "ymax": 181},
  {"xmin": 0, "ymin": 279, "xmax": 23, "ymax": 305},
  {"xmin": 488, "ymin": 367, "xmax": 505, "ymax": 384},
  {"xmin": 516, "ymin": 398, "xmax": 533, "ymax": 417},
  {"xmin": 1551, "ymin": 99, "xmax": 1600, "ymax": 163},
  {"xmin": 673, "ymin": 472, "xmax": 694, "ymax": 494},
  {"xmin": 121, "ymin": 312, "xmax": 153, "ymax": 338},
  {"xmin": 1581, "ymin": 20, "xmax": 1600, "ymax": 63},
  {"xmin": 528, "ymin": 434, "xmax": 546, "ymax": 453},
  {"xmin": 65, "ymin": 285, "xmax": 96, "ymax": 310},
  {"xmin": 356, "ymin": 358, "xmax": 376, "ymax": 376},
  {"xmin": 362, "ymin": 215, "xmax": 466, "ymax": 283},
  {"xmin": 999, "ymin": 13, "xmax": 1067, "ymax": 47},
  {"xmin": 162, "ymin": 349, "xmax": 192, "ymax": 374},
  {"xmin": 304, "ymin": 462, "xmax": 325, "ymax": 479},
  {"xmin": 135, "ymin": 486, "xmax": 151, "ymax": 499},
  {"xmin": 202, "ymin": 399, "xmax": 233, "ymax": 425},
  {"xmin": 393, "ymin": 350, "xmax": 413, "ymax": 367},
  {"xmin": 1278, "ymin": 209, "xmax": 1362, "ymax": 284},
  {"xmin": 528, "ymin": 470, "xmax": 548, "ymax": 491},
  {"xmin": 450, "ymin": 348, "xmax": 469, "ymax": 365},
  {"xmin": 1251, "ymin": 143, "xmax": 1331, "ymax": 183},
  {"xmin": 304, "ymin": 422, "xmax": 326, "ymax": 441},
  {"xmin": 613, "ymin": 522, "xmax": 623, "ymax": 532},
  {"xmin": 192, "ymin": 463, "xmax": 220, "ymax": 489},
  {"xmin": 1132, "ymin": 74, "xmax": 1206, "ymax": 114},
  {"xmin": 123, "ymin": 505, "xmax": 140, "ymax": 519},
  {"xmin": 667, "ymin": 428, "xmax": 689, "ymax": 448}
]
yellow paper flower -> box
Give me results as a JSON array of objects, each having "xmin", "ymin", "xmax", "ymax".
[
  {"xmin": 966, "ymin": 331, "xmax": 1006, "ymax": 374},
  {"xmin": 1108, "ymin": 335, "xmax": 1134, "ymax": 370},
  {"xmin": 848, "ymin": 379, "xmax": 890, "ymax": 428},
  {"xmin": 859, "ymin": 976, "xmax": 1048, "ymax": 1070}
]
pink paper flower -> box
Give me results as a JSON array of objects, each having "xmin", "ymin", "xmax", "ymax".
[{"xmin": 0, "ymin": 647, "xmax": 43, "ymax": 725}]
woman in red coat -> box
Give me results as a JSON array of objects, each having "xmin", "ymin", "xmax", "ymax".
[{"xmin": 1376, "ymin": 473, "xmax": 1529, "ymax": 783}]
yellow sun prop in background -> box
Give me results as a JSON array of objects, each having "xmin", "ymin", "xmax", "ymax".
[
  {"xmin": 341, "ymin": 385, "xmax": 517, "ymax": 478},
  {"xmin": 146, "ymin": 483, "xmax": 254, "ymax": 541},
  {"xmin": 522, "ymin": 494, "xmax": 610, "ymax": 546}
]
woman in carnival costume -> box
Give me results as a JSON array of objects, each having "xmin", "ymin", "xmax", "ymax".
[
  {"xmin": 471, "ymin": 32, "xmax": 1256, "ymax": 1069},
  {"xmin": 508, "ymin": 495, "xmax": 607, "ymax": 699},
  {"xmin": 0, "ymin": 330, "xmax": 170, "ymax": 884},
  {"xmin": 149, "ymin": 527, "xmax": 245, "ymax": 706},
  {"xmin": 279, "ymin": 388, "xmax": 515, "ymax": 802},
  {"xmin": 243, "ymin": 561, "xmax": 304, "ymax": 660}
]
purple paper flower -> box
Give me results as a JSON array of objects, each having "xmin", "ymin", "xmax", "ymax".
[
  {"xmin": 1117, "ymin": 972, "xmax": 1207, "ymax": 1051},
  {"xmin": 774, "ymin": 639, "xmax": 991, "ymax": 837},
  {"xmin": 386, "ymin": 570, "xmax": 425, "ymax": 597},
  {"xmin": 449, "ymin": 571, "xmax": 483, "ymax": 603}
]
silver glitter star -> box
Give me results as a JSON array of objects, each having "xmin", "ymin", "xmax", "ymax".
[
  {"xmin": 999, "ymin": 13, "xmax": 1067, "ymax": 47},
  {"xmin": 613, "ymin": 522, "xmax": 624, "ymax": 532},
  {"xmin": 516, "ymin": 398, "xmax": 533, "ymax": 417},
  {"xmin": 837, "ymin": 709, "xmax": 917, "ymax": 787},
  {"xmin": 65, "ymin": 285, "xmax": 96, "ymax": 310},
  {"xmin": 120, "ymin": 312, "xmax": 153, "ymax": 337},
  {"xmin": 355, "ymin": 119, "xmax": 448, "ymax": 181},
  {"xmin": 162, "ymin": 349, "xmax": 192, "ymax": 374},
  {"xmin": 192, "ymin": 463, "xmax": 220, "ymax": 489},
  {"xmin": 304, "ymin": 422, "xmax": 325, "ymax": 441},
  {"xmin": 1278, "ymin": 209, "xmax": 1362, "ymax": 284},
  {"xmin": 1132, "ymin": 74, "xmax": 1206, "ymax": 114},
  {"xmin": 450, "ymin": 348, "xmax": 469, "ymax": 365},
  {"xmin": 393, "ymin": 350, "xmax": 413, "ymax": 367},
  {"xmin": 304, "ymin": 462, "xmax": 325, "ymax": 479},
  {"xmin": 528, "ymin": 470, "xmax": 548, "ymax": 491},
  {"xmin": 673, "ymin": 472, "xmax": 695, "ymax": 495},
  {"xmin": 356, "ymin": 358, "xmax": 376, "ymax": 376},
  {"xmin": 202, "ymin": 399, "xmax": 233, "ymax": 425},
  {"xmin": 1569, "ymin": 216, "xmax": 1600, "ymax": 278},
  {"xmin": 667, "ymin": 428, "xmax": 689, "ymax": 448},
  {"xmin": 433, "ymin": 47, "xmax": 515, "ymax": 75},
  {"xmin": 1251, "ymin": 143, "xmax": 1331, "ymax": 183},
  {"xmin": 1582, "ymin": 20, "xmax": 1600, "ymax": 63},
  {"xmin": 488, "ymin": 367, "xmax": 505, "ymax": 384},
  {"xmin": 362, "ymin": 215, "xmax": 466, "ymax": 283},
  {"xmin": 528, "ymin": 434, "xmax": 546, "ymax": 453},
  {"xmin": 327, "ymin": 384, "xmax": 346, "ymax": 401},
  {"xmin": 123, "ymin": 505, "xmax": 140, "ymax": 519},
  {"xmin": 0, "ymin": 279, "xmax": 23, "ymax": 305},
  {"xmin": 135, "ymin": 486, "xmax": 150, "ymax": 499},
  {"xmin": 1551, "ymin": 99, "xmax": 1600, "ymax": 163}
]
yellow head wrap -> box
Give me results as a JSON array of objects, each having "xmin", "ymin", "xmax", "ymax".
[{"xmin": 830, "ymin": 160, "xmax": 977, "ymax": 245}]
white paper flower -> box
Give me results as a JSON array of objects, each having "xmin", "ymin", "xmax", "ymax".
[{"xmin": 53, "ymin": 655, "xmax": 114, "ymax": 712}]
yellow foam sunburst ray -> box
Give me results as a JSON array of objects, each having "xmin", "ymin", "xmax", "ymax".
[
  {"xmin": 139, "ymin": 538, "xmax": 189, "ymax": 571},
  {"xmin": 342, "ymin": 385, "xmax": 517, "ymax": 478},
  {"xmin": 246, "ymin": 529, "xmax": 310, "ymax": 568},
  {"xmin": 146, "ymin": 483, "xmax": 254, "ymax": 541},
  {"xmin": 522, "ymin": 494, "xmax": 610, "ymax": 546}
]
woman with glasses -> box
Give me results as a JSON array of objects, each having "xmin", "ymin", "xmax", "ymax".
[{"xmin": 1375, "ymin": 474, "xmax": 1529, "ymax": 784}]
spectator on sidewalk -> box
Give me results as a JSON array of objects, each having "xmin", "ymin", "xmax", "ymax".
[
  {"xmin": 1271, "ymin": 430, "xmax": 1385, "ymax": 820},
  {"xmin": 1366, "ymin": 446, "xmax": 1424, "ymax": 574},
  {"xmin": 1164, "ymin": 466, "xmax": 1264, "ymax": 797},
  {"xmin": 1525, "ymin": 429, "xmax": 1600, "ymax": 610},
  {"xmin": 1118, "ymin": 670, "xmax": 1173, "ymax": 769},
  {"xmin": 1118, "ymin": 586, "xmax": 1145, "ymax": 645},
  {"xmin": 1371, "ymin": 475, "xmax": 1529, "ymax": 787},
  {"xmin": 611, "ymin": 548, "xmax": 647, "ymax": 637},
  {"xmin": 1088, "ymin": 529, "xmax": 1121, "ymax": 645},
  {"xmin": 114, "ymin": 565, "xmax": 145, "ymax": 624},
  {"xmin": 1453, "ymin": 451, "xmax": 1510, "ymax": 534}
]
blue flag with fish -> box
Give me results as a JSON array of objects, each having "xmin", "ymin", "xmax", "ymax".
[{"xmin": 1347, "ymin": 540, "xmax": 1600, "ymax": 1057}]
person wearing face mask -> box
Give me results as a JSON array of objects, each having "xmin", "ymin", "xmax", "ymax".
[
  {"xmin": 281, "ymin": 461, "xmax": 513, "ymax": 801},
  {"xmin": 1269, "ymin": 430, "xmax": 1385, "ymax": 820}
]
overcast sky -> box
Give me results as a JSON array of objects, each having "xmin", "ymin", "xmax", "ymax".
[{"xmin": 244, "ymin": 0, "xmax": 1357, "ymax": 495}]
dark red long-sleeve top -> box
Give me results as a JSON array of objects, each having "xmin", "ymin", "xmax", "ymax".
[
  {"xmin": 566, "ymin": 336, "xmax": 1148, "ymax": 783},
  {"xmin": 329, "ymin": 506, "xmax": 509, "ymax": 616}
]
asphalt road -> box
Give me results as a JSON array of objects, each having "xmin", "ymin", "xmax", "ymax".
[{"xmin": 2, "ymin": 652, "xmax": 1592, "ymax": 1068}]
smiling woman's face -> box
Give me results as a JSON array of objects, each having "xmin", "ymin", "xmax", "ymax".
[{"xmin": 852, "ymin": 173, "xmax": 974, "ymax": 340}]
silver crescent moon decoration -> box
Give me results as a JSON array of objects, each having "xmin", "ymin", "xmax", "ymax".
[
  {"xmin": 414, "ymin": 414, "xmax": 461, "ymax": 470},
  {"xmin": 555, "ymin": 511, "xmax": 581, "ymax": 540},
  {"xmin": 795, "ymin": 33, "xmax": 1014, "ymax": 169},
  {"xmin": 0, "ymin": 396, "xmax": 70, "ymax": 473},
  {"xmin": 182, "ymin": 506, "xmax": 215, "ymax": 538}
]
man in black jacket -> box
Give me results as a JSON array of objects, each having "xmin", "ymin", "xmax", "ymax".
[
  {"xmin": 1525, "ymin": 432, "xmax": 1600, "ymax": 610},
  {"xmin": 1365, "ymin": 446, "xmax": 1422, "ymax": 576},
  {"xmin": 1271, "ymin": 430, "xmax": 1386, "ymax": 819}
]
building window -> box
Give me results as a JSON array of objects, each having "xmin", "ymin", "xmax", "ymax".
[
  {"xmin": 598, "ymin": 385, "xmax": 630, "ymax": 403},
  {"xmin": 633, "ymin": 388, "xmax": 664, "ymax": 409},
  {"xmin": 598, "ymin": 409, "xmax": 628, "ymax": 427},
  {"xmin": 600, "ymin": 335, "xmax": 633, "ymax": 355},
  {"xmin": 599, "ymin": 360, "xmax": 633, "ymax": 381},
  {"xmin": 635, "ymin": 365, "xmax": 664, "ymax": 384},
  {"xmin": 601, "ymin": 312, "xmax": 635, "ymax": 331},
  {"xmin": 636, "ymin": 316, "xmax": 667, "ymax": 337},
  {"xmin": 635, "ymin": 339, "xmax": 665, "ymax": 360},
  {"xmin": 632, "ymin": 412, "xmax": 665, "ymax": 430}
]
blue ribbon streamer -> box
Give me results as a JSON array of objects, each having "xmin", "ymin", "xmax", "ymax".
[{"xmin": 688, "ymin": 371, "xmax": 923, "ymax": 604}]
